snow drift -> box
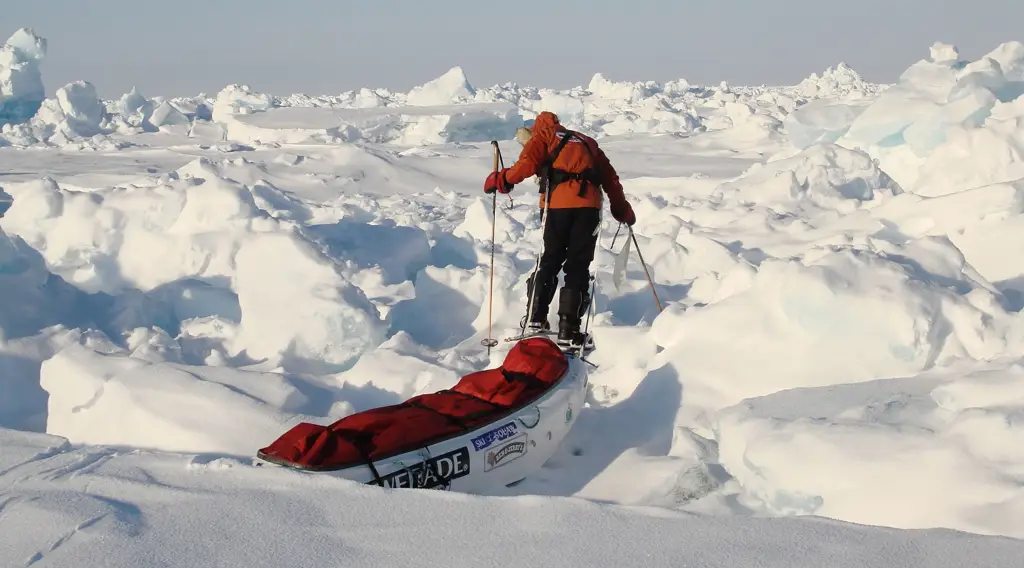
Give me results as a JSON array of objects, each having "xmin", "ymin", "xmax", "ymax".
[
  {"xmin": 5, "ymin": 428, "xmax": 1021, "ymax": 568},
  {"xmin": 784, "ymin": 98, "xmax": 871, "ymax": 148},
  {"xmin": 216, "ymin": 102, "xmax": 523, "ymax": 146},
  {"xmin": 41, "ymin": 341, "xmax": 316, "ymax": 454},
  {"xmin": 0, "ymin": 28, "xmax": 46, "ymax": 127},
  {"xmin": 406, "ymin": 66, "xmax": 476, "ymax": 106},
  {"xmin": 714, "ymin": 360, "xmax": 1024, "ymax": 538},
  {"xmin": 0, "ymin": 158, "xmax": 387, "ymax": 374},
  {"xmin": 650, "ymin": 239, "xmax": 1015, "ymax": 413},
  {"xmin": 713, "ymin": 142, "xmax": 902, "ymax": 212},
  {"xmin": 833, "ymin": 41, "xmax": 1024, "ymax": 193}
]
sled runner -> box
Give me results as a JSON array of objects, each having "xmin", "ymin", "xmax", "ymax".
[{"xmin": 255, "ymin": 336, "xmax": 588, "ymax": 492}]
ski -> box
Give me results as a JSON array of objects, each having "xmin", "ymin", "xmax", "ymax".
[
  {"xmin": 561, "ymin": 332, "xmax": 596, "ymax": 357},
  {"xmin": 504, "ymin": 328, "xmax": 596, "ymax": 358},
  {"xmin": 503, "ymin": 328, "xmax": 554, "ymax": 342}
]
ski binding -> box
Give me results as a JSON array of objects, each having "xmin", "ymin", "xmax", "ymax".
[{"xmin": 504, "ymin": 328, "xmax": 595, "ymax": 359}]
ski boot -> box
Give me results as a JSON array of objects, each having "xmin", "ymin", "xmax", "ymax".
[
  {"xmin": 556, "ymin": 287, "xmax": 592, "ymax": 349},
  {"xmin": 523, "ymin": 272, "xmax": 557, "ymax": 334},
  {"xmin": 520, "ymin": 315, "xmax": 550, "ymax": 335}
]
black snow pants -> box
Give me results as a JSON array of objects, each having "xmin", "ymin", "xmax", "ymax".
[{"xmin": 527, "ymin": 206, "xmax": 601, "ymax": 325}]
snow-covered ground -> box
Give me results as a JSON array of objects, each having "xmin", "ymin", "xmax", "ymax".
[{"xmin": 3, "ymin": 27, "xmax": 1024, "ymax": 565}]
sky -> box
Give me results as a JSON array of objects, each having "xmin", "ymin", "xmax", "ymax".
[{"xmin": 4, "ymin": 0, "xmax": 1024, "ymax": 99}]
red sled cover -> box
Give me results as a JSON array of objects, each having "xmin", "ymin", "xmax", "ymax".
[{"xmin": 256, "ymin": 336, "xmax": 569, "ymax": 471}]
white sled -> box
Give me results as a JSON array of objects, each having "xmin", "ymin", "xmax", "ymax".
[{"xmin": 256, "ymin": 337, "xmax": 589, "ymax": 493}]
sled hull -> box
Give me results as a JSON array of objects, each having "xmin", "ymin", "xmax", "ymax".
[{"xmin": 256, "ymin": 353, "xmax": 589, "ymax": 492}]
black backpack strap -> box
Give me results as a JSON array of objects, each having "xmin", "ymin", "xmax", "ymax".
[
  {"xmin": 542, "ymin": 130, "xmax": 599, "ymax": 198},
  {"xmin": 572, "ymin": 135, "xmax": 597, "ymax": 197},
  {"xmin": 550, "ymin": 130, "xmax": 576, "ymax": 161},
  {"xmin": 538, "ymin": 131, "xmax": 577, "ymax": 200}
]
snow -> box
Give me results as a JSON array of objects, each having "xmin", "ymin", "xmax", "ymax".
[
  {"xmin": 210, "ymin": 83, "xmax": 274, "ymax": 122},
  {"xmin": 5, "ymin": 429, "xmax": 1021, "ymax": 568},
  {"xmin": 40, "ymin": 341, "xmax": 315, "ymax": 453},
  {"xmin": 231, "ymin": 231, "xmax": 386, "ymax": 372},
  {"xmin": 217, "ymin": 102, "xmax": 523, "ymax": 146},
  {"xmin": 0, "ymin": 29, "xmax": 114, "ymax": 146},
  {"xmin": 834, "ymin": 41, "xmax": 1024, "ymax": 194},
  {"xmin": 795, "ymin": 62, "xmax": 877, "ymax": 98},
  {"xmin": 405, "ymin": 66, "xmax": 476, "ymax": 106},
  {"xmin": 714, "ymin": 360, "xmax": 1024, "ymax": 538},
  {"xmin": 53, "ymin": 81, "xmax": 105, "ymax": 137},
  {"xmin": 784, "ymin": 98, "xmax": 870, "ymax": 148},
  {"xmin": 0, "ymin": 28, "xmax": 47, "ymax": 127},
  {"xmin": 712, "ymin": 142, "xmax": 902, "ymax": 212},
  {"xmin": 2, "ymin": 28, "xmax": 1024, "ymax": 567},
  {"xmin": 0, "ymin": 158, "xmax": 386, "ymax": 374},
  {"xmin": 2, "ymin": 79, "xmax": 118, "ymax": 147},
  {"xmin": 148, "ymin": 100, "xmax": 190, "ymax": 128}
]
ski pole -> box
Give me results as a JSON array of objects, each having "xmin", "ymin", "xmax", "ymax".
[
  {"xmin": 581, "ymin": 218, "xmax": 608, "ymax": 345},
  {"xmin": 523, "ymin": 176, "xmax": 552, "ymax": 332},
  {"xmin": 610, "ymin": 222, "xmax": 623, "ymax": 251},
  {"xmin": 481, "ymin": 141, "xmax": 500, "ymax": 354},
  {"xmin": 629, "ymin": 226, "xmax": 663, "ymax": 313}
]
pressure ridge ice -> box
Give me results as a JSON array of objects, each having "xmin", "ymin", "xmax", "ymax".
[
  {"xmin": 2, "ymin": 27, "xmax": 1024, "ymax": 567},
  {"xmin": 0, "ymin": 28, "xmax": 46, "ymax": 127}
]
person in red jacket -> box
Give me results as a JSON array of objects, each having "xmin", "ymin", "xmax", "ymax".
[{"xmin": 485, "ymin": 111, "xmax": 636, "ymax": 345}]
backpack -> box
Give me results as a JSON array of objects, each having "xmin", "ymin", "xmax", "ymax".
[{"xmin": 537, "ymin": 130, "xmax": 602, "ymax": 201}]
